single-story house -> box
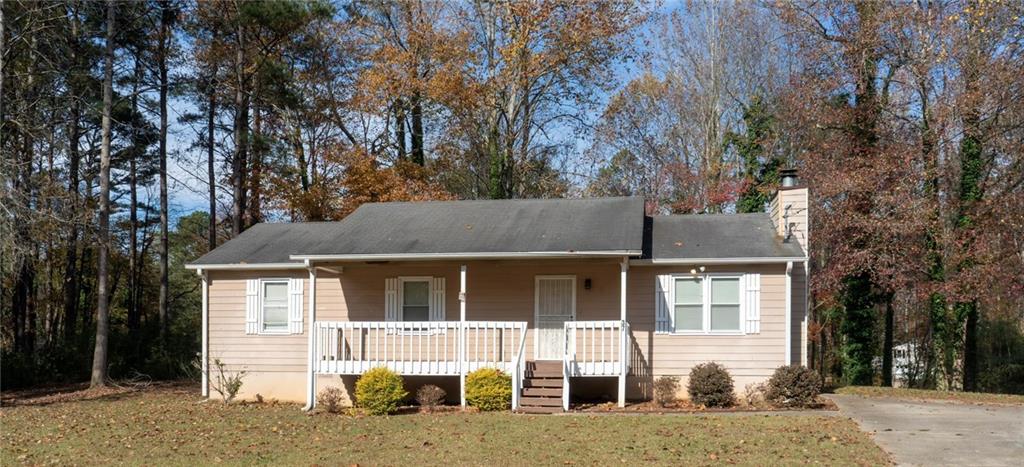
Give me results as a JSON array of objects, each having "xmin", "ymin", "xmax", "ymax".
[{"xmin": 186, "ymin": 171, "xmax": 809, "ymax": 413}]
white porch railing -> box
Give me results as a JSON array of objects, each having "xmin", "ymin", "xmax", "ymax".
[
  {"xmin": 563, "ymin": 320, "xmax": 631, "ymax": 377},
  {"xmin": 314, "ymin": 321, "xmax": 527, "ymax": 377}
]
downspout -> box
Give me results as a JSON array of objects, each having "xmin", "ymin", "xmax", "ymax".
[
  {"xmin": 802, "ymin": 262, "xmax": 809, "ymax": 367},
  {"xmin": 618, "ymin": 258, "xmax": 628, "ymax": 407},
  {"xmin": 198, "ymin": 269, "xmax": 208, "ymax": 397},
  {"xmin": 303, "ymin": 259, "xmax": 317, "ymax": 411},
  {"xmin": 785, "ymin": 261, "xmax": 793, "ymax": 365}
]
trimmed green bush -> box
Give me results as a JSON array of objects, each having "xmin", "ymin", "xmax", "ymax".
[
  {"xmin": 765, "ymin": 365, "xmax": 822, "ymax": 407},
  {"xmin": 687, "ymin": 362, "xmax": 734, "ymax": 407},
  {"xmin": 355, "ymin": 367, "xmax": 407, "ymax": 415},
  {"xmin": 465, "ymin": 368, "xmax": 512, "ymax": 411}
]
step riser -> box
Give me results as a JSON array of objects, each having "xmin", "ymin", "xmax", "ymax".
[
  {"xmin": 522, "ymin": 387, "xmax": 562, "ymax": 397},
  {"xmin": 515, "ymin": 406, "xmax": 562, "ymax": 414},
  {"xmin": 523, "ymin": 378, "xmax": 563, "ymax": 387},
  {"xmin": 519, "ymin": 397, "xmax": 562, "ymax": 407}
]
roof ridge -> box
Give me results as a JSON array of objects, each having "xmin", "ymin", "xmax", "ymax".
[{"xmin": 359, "ymin": 195, "xmax": 642, "ymax": 207}]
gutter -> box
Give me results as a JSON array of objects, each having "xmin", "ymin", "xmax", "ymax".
[
  {"xmin": 289, "ymin": 250, "xmax": 643, "ymax": 261},
  {"xmin": 184, "ymin": 262, "xmax": 307, "ymax": 271},
  {"xmin": 630, "ymin": 257, "xmax": 807, "ymax": 266}
]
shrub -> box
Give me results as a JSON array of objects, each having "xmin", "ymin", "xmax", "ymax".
[
  {"xmin": 653, "ymin": 375, "xmax": 680, "ymax": 407},
  {"xmin": 196, "ymin": 358, "xmax": 246, "ymax": 403},
  {"xmin": 317, "ymin": 387, "xmax": 345, "ymax": 413},
  {"xmin": 765, "ymin": 365, "xmax": 822, "ymax": 408},
  {"xmin": 355, "ymin": 367, "xmax": 407, "ymax": 415},
  {"xmin": 465, "ymin": 368, "xmax": 512, "ymax": 411},
  {"xmin": 743, "ymin": 382, "xmax": 768, "ymax": 408},
  {"xmin": 416, "ymin": 384, "xmax": 447, "ymax": 410},
  {"xmin": 687, "ymin": 362, "xmax": 734, "ymax": 407}
]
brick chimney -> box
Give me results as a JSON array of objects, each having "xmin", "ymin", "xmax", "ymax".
[{"xmin": 770, "ymin": 169, "xmax": 809, "ymax": 254}]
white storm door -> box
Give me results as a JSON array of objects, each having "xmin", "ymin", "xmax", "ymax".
[{"xmin": 535, "ymin": 276, "xmax": 576, "ymax": 360}]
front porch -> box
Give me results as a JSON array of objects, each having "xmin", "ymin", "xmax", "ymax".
[
  {"xmin": 311, "ymin": 319, "xmax": 631, "ymax": 411},
  {"xmin": 304, "ymin": 259, "xmax": 633, "ymax": 412}
]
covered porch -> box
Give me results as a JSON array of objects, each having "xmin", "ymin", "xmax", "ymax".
[{"xmin": 303, "ymin": 259, "xmax": 632, "ymax": 411}]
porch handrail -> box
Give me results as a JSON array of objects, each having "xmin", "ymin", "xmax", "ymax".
[
  {"xmin": 563, "ymin": 320, "xmax": 629, "ymax": 377},
  {"xmin": 315, "ymin": 320, "xmax": 527, "ymax": 377},
  {"xmin": 511, "ymin": 322, "xmax": 528, "ymax": 410}
]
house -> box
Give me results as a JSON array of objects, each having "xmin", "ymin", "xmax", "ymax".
[{"xmin": 186, "ymin": 171, "xmax": 809, "ymax": 413}]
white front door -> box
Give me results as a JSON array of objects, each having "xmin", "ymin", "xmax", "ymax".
[{"xmin": 535, "ymin": 276, "xmax": 576, "ymax": 360}]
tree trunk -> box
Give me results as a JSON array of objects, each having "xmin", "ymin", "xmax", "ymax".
[
  {"xmin": 957, "ymin": 33, "xmax": 983, "ymax": 393},
  {"xmin": 158, "ymin": 0, "xmax": 171, "ymax": 342},
  {"xmin": 411, "ymin": 92, "xmax": 424, "ymax": 166},
  {"xmin": 882, "ymin": 296, "xmax": 894, "ymax": 387},
  {"xmin": 91, "ymin": 0, "xmax": 115, "ymax": 388},
  {"xmin": 127, "ymin": 50, "xmax": 142, "ymax": 333},
  {"xmin": 63, "ymin": 4, "xmax": 83, "ymax": 343},
  {"xmin": 207, "ymin": 68, "xmax": 218, "ymax": 251},
  {"xmin": 231, "ymin": 18, "xmax": 249, "ymax": 236},
  {"xmin": 248, "ymin": 100, "xmax": 262, "ymax": 225},
  {"xmin": 395, "ymin": 98, "xmax": 406, "ymax": 160}
]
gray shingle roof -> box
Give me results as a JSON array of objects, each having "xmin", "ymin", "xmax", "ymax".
[
  {"xmin": 648, "ymin": 213, "xmax": 805, "ymax": 260},
  {"xmin": 189, "ymin": 197, "xmax": 645, "ymax": 265},
  {"xmin": 188, "ymin": 198, "xmax": 804, "ymax": 267}
]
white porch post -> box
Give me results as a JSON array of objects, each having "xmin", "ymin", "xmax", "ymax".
[
  {"xmin": 305, "ymin": 261, "xmax": 318, "ymax": 410},
  {"xmin": 199, "ymin": 269, "xmax": 209, "ymax": 397},
  {"xmin": 618, "ymin": 259, "xmax": 628, "ymax": 407},
  {"xmin": 459, "ymin": 264, "xmax": 467, "ymax": 408}
]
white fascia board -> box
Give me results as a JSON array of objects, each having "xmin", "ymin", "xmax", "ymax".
[
  {"xmin": 289, "ymin": 251, "xmax": 642, "ymax": 261},
  {"xmin": 630, "ymin": 257, "xmax": 808, "ymax": 266},
  {"xmin": 184, "ymin": 262, "xmax": 307, "ymax": 270}
]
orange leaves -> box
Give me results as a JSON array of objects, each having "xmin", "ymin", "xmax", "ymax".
[{"xmin": 337, "ymin": 149, "xmax": 454, "ymax": 218}]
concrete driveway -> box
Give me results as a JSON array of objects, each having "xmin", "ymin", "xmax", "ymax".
[{"xmin": 827, "ymin": 394, "xmax": 1024, "ymax": 466}]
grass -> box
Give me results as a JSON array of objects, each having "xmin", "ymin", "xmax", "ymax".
[
  {"xmin": 1, "ymin": 384, "xmax": 890, "ymax": 466},
  {"xmin": 835, "ymin": 386, "xmax": 1024, "ymax": 406}
]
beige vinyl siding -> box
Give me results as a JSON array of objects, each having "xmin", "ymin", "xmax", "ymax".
[
  {"xmin": 626, "ymin": 264, "xmax": 792, "ymax": 397},
  {"xmin": 206, "ymin": 258, "xmax": 807, "ymax": 402},
  {"xmin": 206, "ymin": 259, "xmax": 620, "ymax": 401},
  {"xmin": 312, "ymin": 259, "xmax": 620, "ymax": 362},
  {"xmin": 207, "ymin": 270, "xmax": 310, "ymax": 400},
  {"xmin": 770, "ymin": 187, "xmax": 809, "ymax": 254}
]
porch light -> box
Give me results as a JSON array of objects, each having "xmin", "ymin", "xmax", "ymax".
[{"xmin": 584, "ymin": 278, "xmax": 592, "ymax": 290}]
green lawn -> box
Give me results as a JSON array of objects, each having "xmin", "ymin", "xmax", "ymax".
[
  {"xmin": 2, "ymin": 385, "xmax": 889, "ymax": 466},
  {"xmin": 835, "ymin": 386, "xmax": 1024, "ymax": 406}
]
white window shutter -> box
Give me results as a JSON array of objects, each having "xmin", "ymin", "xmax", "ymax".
[
  {"xmin": 745, "ymin": 273, "xmax": 761, "ymax": 334},
  {"xmin": 655, "ymin": 274, "xmax": 672, "ymax": 334},
  {"xmin": 288, "ymin": 278, "xmax": 304, "ymax": 334},
  {"xmin": 245, "ymin": 279, "xmax": 259, "ymax": 334},
  {"xmin": 385, "ymin": 278, "xmax": 399, "ymax": 321},
  {"xmin": 430, "ymin": 277, "xmax": 446, "ymax": 321}
]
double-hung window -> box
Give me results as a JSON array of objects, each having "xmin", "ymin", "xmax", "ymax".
[
  {"xmin": 261, "ymin": 279, "xmax": 289, "ymax": 333},
  {"xmin": 400, "ymin": 278, "xmax": 431, "ymax": 322},
  {"xmin": 673, "ymin": 275, "xmax": 742, "ymax": 334}
]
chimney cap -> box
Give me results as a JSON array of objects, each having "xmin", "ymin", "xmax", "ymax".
[{"xmin": 780, "ymin": 168, "xmax": 799, "ymax": 188}]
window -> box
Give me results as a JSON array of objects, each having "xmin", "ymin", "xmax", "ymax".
[
  {"xmin": 672, "ymin": 275, "xmax": 742, "ymax": 334},
  {"xmin": 261, "ymin": 280, "xmax": 289, "ymax": 333},
  {"xmin": 674, "ymin": 277, "xmax": 703, "ymax": 331},
  {"xmin": 401, "ymin": 278, "xmax": 430, "ymax": 321}
]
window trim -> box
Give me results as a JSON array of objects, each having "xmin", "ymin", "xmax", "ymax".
[
  {"xmin": 258, "ymin": 278, "xmax": 291, "ymax": 335},
  {"xmin": 398, "ymin": 276, "xmax": 434, "ymax": 322},
  {"xmin": 669, "ymin": 273, "xmax": 745, "ymax": 336}
]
